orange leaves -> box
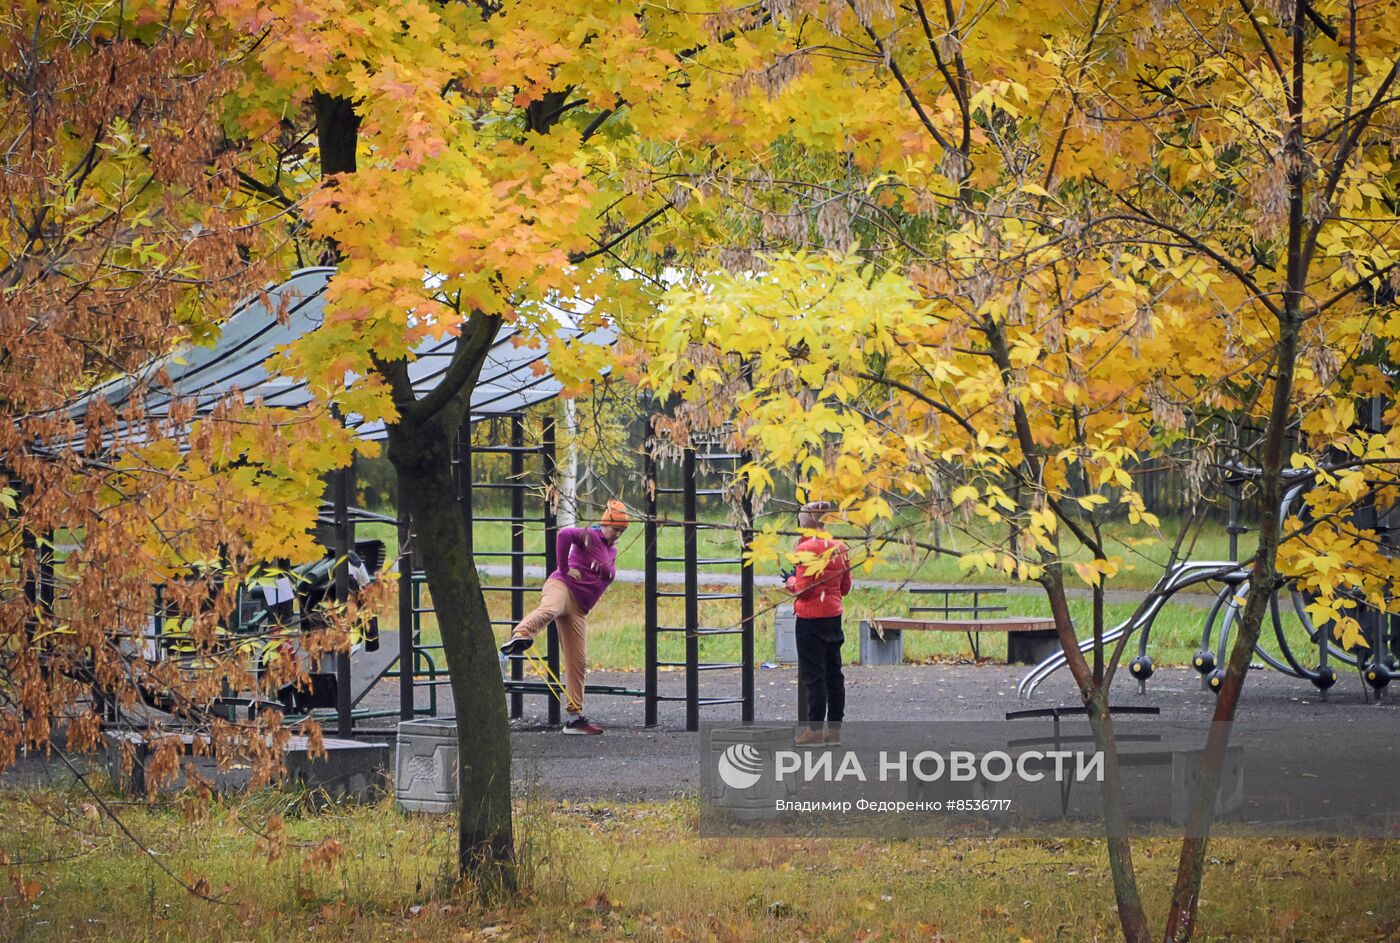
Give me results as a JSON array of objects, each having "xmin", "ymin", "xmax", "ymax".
[
  {"xmin": 257, "ymin": 815, "xmax": 288, "ymax": 863},
  {"xmin": 303, "ymin": 836, "xmax": 347, "ymax": 872}
]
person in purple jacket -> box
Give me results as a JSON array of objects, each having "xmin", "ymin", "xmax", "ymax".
[{"xmin": 498, "ymin": 499, "xmax": 629, "ymax": 734}]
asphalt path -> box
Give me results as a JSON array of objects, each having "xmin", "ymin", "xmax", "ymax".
[{"xmin": 359, "ymin": 663, "xmax": 1399, "ymax": 802}]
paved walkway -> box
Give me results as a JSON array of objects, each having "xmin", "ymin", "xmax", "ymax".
[{"xmin": 362, "ymin": 663, "xmax": 1398, "ymax": 802}]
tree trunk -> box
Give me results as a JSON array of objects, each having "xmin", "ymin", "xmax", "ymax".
[
  {"xmin": 1163, "ymin": 4, "xmax": 1308, "ymax": 936},
  {"xmin": 388, "ymin": 412, "xmax": 515, "ymax": 893},
  {"xmin": 1163, "ymin": 312, "xmax": 1300, "ymax": 941},
  {"xmin": 312, "ymin": 62, "xmax": 518, "ymax": 898},
  {"xmin": 1044, "ymin": 571, "xmax": 1152, "ymax": 943},
  {"xmin": 1087, "ymin": 690, "xmax": 1152, "ymax": 943}
]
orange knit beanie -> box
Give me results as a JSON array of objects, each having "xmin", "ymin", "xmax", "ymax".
[{"xmin": 601, "ymin": 499, "xmax": 630, "ymax": 530}]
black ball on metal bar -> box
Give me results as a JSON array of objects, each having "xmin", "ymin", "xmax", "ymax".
[{"xmin": 1364, "ymin": 663, "xmax": 1393, "ymax": 691}]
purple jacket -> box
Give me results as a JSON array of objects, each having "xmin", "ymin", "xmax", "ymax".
[{"xmin": 550, "ymin": 526, "xmax": 618, "ymax": 613}]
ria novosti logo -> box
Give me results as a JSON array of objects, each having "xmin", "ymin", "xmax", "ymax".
[
  {"xmin": 716, "ymin": 742, "xmax": 1106, "ymax": 791},
  {"xmin": 716, "ymin": 742, "xmax": 765, "ymax": 790}
]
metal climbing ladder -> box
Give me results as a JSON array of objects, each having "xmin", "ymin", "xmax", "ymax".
[
  {"xmin": 396, "ymin": 411, "xmax": 562, "ymax": 725},
  {"xmin": 463, "ymin": 412, "xmax": 561, "ymax": 724},
  {"xmin": 644, "ymin": 438, "xmax": 755, "ymax": 730}
]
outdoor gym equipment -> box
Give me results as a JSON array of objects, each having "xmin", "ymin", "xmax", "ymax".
[{"xmin": 1020, "ymin": 454, "xmax": 1398, "ymax": 701}]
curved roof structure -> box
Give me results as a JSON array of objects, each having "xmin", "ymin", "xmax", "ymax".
[{"xmin": 73, "ymin": 268, "xmax": 611, "ymax": 443}]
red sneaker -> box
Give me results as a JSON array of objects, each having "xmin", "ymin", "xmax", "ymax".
[{"xmin": 563, "ymin": 716, "xmax": 604, "ymax": 735}]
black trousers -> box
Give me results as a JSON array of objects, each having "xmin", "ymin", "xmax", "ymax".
[{"xmin": 795, "ymin": 615, "xmax": 845, "ymax": 725}]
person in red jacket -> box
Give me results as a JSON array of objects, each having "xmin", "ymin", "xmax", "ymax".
[{"xmin": 785, "ymin": 500, "xmax": 852, "ymax": 746}]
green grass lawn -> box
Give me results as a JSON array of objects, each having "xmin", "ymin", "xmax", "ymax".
[
  {"xmin": 352, "ymin": 513, "xmax": 1291, "ymax": 671},
  {"xmin": 3, "ymin": 791, "xmax": 1396, "ymax": 943},
  {"xmin": 357, "ymin": 512, "xmax": 1256, "ymax": 596}
]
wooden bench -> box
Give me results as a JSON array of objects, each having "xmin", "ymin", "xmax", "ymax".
[{"xmin": 865, "ymin": 615, "xmax": 1060, "ymax": 664}]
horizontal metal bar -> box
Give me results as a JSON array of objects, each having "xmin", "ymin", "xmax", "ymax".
[
  {"xmin": 481, "ymin": 585, "xmax": 539, "ymax": 592},
  {"xmin": 652, "ymin": 694, "xmax": 746, "ymax": 705},
  {"xmin": 414, "ymin": 679, "xmax": 453, "ymax": 687},
  {"xmin": 469, "ymin": 445, "xmax": 548, "ymax": 455},
  {"xmin": 654, "ymin": 661, "xmax": 744, "ymax": 671},
  {"xmin": 471, "ymin": 482, "xmax": 538, "ymax": 490},
  {"xmin": 473, "ymin": 550, "xmax": 547, "ymax": 558},
  {"xmin": 472, "ymin": 516, "xmax": 548, "ymax": 524},
  {"xmin": 654, "ymin": 488, "xmax": 729, "ymax": 496},
  {"xmin": 655, "ymin": 591, "xmax": 744, "ymax": 600},
  {"xmin": 653, "ymin": 556, "xmax": 743, "ymax": 565},
  {"xmin": 1004, "ymin": 705, "xmax": 1161, "ymax": 719},
  {"xmin": 695, "ymin": 452, "xmax": 743, "ymax": 461},
  {"xmin": 504, "ymin": 680, "xmax": 643, "ymax": 697},
  {"xmin": 654, "ymin": 521, "xmax": 735, "ymax": 531},
  {"xmin": 1006, "ymin": 734, "xmax": 1160, "ymax": 749},
  {"xmin": 653, "ymin": 626, "xmax": 744, "ymax": 636}
]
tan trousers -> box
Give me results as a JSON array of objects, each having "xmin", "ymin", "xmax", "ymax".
[{"xmin": 509, "ymin": 578, "xmax": 588, "ymax": 714}]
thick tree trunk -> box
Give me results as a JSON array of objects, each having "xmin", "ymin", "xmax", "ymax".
[
  {"xmin": 388, "ymin": 412, "xmax": 515, "ymax": 892},
  {"xmin": 312, "ymin": 62, "xmax": 518, "ymax": 897}
]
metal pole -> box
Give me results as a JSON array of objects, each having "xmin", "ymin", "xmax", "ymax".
[
  {"xmin": 684, "ymin": 445, "xmax": 699, "ymax": 732},
  {"xmin": 560, "ymin": 398, "xmax": 579, "ymax": 527},
  {"xmin": 38, "ymin": 530, "xmax": 53, "ymax": 619},
  {"xmin": 457, "ymin": 416, "xmax": 473, "ymax": 553},
  {"xmin": 456, "ymin": 415, "xmax": 473, "ymax": 719},
  {"xmin": 21, "ymin": 528, "xmax": 36, "ymax": 639},
  {"xmin": 542, "ymin": 415, "xmax": 561, "ymax": 726},
  {"xmin": 397, "ymin": 481, "xmax": 414, "ymax": 721},
  {"xmin": 509, "ymin": 414, "xmax": 526, "ymax": 719},
  {"xmin": 740, "ymin": 456, "xmax": 755, "ymax": 722},
  {"xmin": 334, "ymin": 456, "xmax": 354, "ymax": 737},
  {"xmin": 644, "ymin": 442, "xmax": 659, "ymax": 727}
]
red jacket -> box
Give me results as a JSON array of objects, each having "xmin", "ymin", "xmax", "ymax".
[{"xmin": 785, "ymin": 536, "xmax": 853, "ymax": 618}]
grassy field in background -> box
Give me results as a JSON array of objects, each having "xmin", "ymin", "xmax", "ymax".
[
  {"xmin": 348, "ymin": 514, "xmax": 1282, "ymax": 670},
  {"xmin": 4, "ymin": 791, "xmax": 1396, "ymax": 943},
  {"xmin": 359, "ymin": 513, "xmax": 1255, "ymax": 595},
  {"xmin": 395, "ymin": 580, "xmax": 1279, "ymax": 671}
]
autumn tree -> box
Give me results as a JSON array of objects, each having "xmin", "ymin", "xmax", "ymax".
[
  {"xmin": 201, "ymin": 0, "xmax": 1397, "ymax": 925},
  {"xmin": 0, "ymin": 0, "xmax": 350, "ymax": 820},
  {"xmin": 628, "ymin": 1, "xmax": 1398, "ymax": 941},
  {"xmin": 212, "ymin": 0, "xmax": 743, "ymax": 887}
]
